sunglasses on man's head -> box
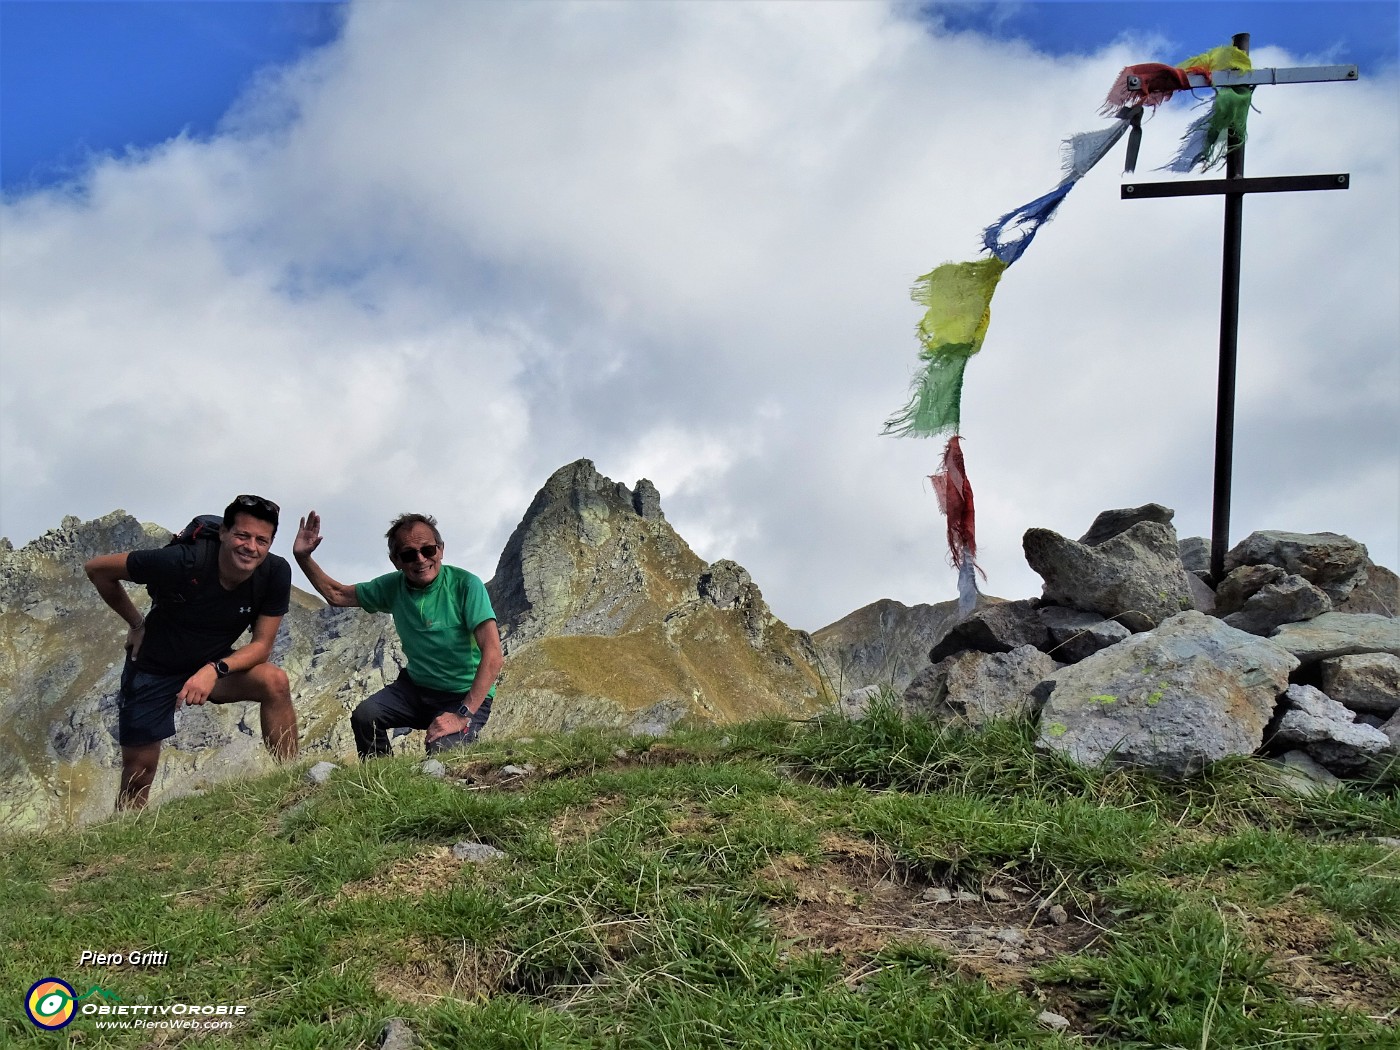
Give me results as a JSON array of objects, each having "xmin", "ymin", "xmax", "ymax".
[
  {"xmin": 235, "ymin": 494, "xmax": 280, "ymax": 516},
  {"xmin": 396, "ymin": 544, "xmax": 440, "ymax": 564}
]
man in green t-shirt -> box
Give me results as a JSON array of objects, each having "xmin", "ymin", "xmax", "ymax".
[{"xmin": 293, "ymin": 511, "xmax": 503, "ymax": 759}]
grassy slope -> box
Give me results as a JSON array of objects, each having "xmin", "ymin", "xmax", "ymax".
[{"xmin": 2, "ymin": 706, "xmax": 1397, "ymax": 1049}]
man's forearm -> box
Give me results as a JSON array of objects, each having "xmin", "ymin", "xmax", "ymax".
[
  {"xmin": 85, "ymin": 560, "xmax": 144, "ymax": 628},
  {"xmin": 294, "ymin": 554, "xmax": 357, "ymax": 607}
]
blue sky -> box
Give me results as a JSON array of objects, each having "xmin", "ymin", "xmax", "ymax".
[
  {"xmin": 5, "ymin": 2, "xmax": 1395, "ymax": 191},
  {"xmin": 1, "ymin": 2, "xmax": 1396, "ymax": 629}
]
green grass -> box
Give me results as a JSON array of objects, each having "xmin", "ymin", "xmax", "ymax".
[{"xmin": 3, "ymin": 705, "xmax": 1397, "ymax": 1048}]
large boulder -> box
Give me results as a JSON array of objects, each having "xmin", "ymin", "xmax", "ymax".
[
  {"xmin": 1268, "ymin": 613, "xmax": 1400, "ymax": 664},
  {"xmin": 1023, "ymin": 521, "xmax": 1194, "ymax": 632},
  {"xmin": 903, "ymin": 645, "xmax": 1060, "ymax": 726},
  {"xmin": 1037, "ymin": 612, "xmax": 1297, "ymax": 777},
  {"xmin": 1224, "ymin": 531, "xmax": 1371, "ymax": 604}
]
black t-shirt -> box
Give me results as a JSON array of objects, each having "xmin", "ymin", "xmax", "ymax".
[{"xmin": 126, "ymin": 543, "xmax": 292, "ymax": 676}]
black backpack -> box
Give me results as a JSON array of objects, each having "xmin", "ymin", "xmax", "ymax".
[{"xmin": 147, "ymin": 514, "xmax": 268, "ymax": 614}]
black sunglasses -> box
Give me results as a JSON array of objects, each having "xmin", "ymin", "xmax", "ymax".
[
  {"xmin": 235, "ymin": 494, "xmax": 280, "ymax": 516},
  {"xmin": 396, "ymin": 544, "xmax": 440, "ymax": 564}
]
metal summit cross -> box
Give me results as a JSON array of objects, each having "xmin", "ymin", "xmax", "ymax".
[{"xmin": 1120, "ymin": 33, "xmax": 1359, "ymax": 582}]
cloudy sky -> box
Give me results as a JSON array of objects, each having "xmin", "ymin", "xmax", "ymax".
[{"xmin": 2, "ymin": 1, "xmax": 1396, "ymax": 632}]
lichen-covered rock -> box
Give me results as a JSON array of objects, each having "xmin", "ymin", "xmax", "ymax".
[
  {"xmin": 1037, "ymin": 612, "xmax": 1297, "ymax": 777},
  {"xmin": 1269, "ymin": 613, "xmax": 1400, "ymax": 664},
  {"xmin": 1024, "ymin": 521, "xmax": 1194, "ymax": 632}
]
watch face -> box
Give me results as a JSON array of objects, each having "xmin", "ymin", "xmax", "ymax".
[{"xmin": 216, "ymin": 660, "xmax": 231, "ymax": 677}]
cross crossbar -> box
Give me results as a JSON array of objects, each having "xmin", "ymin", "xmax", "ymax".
[
  {"xmin": 1123, "ymin": 173, "xmax": 1349, "ymax": 199},
  {"xmin": 1187, "ymin": 64, "xmax": 1358, "ymax": 88}
]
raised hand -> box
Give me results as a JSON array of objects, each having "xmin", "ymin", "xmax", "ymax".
[{"xmin": 293, "ymin": 512, "xmax": 324, "ymax": 560}]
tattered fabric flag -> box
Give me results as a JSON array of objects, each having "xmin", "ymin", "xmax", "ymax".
[
  {"xmin": 983, "ymin": 115, "xmax": 1133, "ymax": 264},
  {"xmin": 884, "ymin": 257, "xmax": 1006, "ymax": 438},
  {"xmin": 929, "ymin": 436, "xmax": 981, "ymax": 616},
  {"xmin": 1164, "ymin": 87, "xmax": 1253, "ymax": 172}
]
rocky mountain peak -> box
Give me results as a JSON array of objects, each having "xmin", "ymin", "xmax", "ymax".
[{"xmin": 488, "ymin": 459, "xmax": 700, "ymax": 649}]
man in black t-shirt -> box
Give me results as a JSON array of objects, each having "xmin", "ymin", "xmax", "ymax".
[{"xmin": 85, "ymin": 495, "xmax": 298, "ymax": 810}]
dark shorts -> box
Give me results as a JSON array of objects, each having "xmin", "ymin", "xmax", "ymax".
[
  {"xmin": 350, "ymin": 668, "xmax": 493, "ymax": 759},
  {"xmin": 117, "ymin": 657, "xmax": 230, "ymax": 747}
]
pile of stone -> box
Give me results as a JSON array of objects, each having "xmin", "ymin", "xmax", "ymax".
[{"xmin": 880, "ymin": 505, "xmax": 1398, "ymax": 782}]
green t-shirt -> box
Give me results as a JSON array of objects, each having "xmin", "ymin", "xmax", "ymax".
[{"xmin": 355, "ymin": 564, "xmax": 497, "ymax": 694}]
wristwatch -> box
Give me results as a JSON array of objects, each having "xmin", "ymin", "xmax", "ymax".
[
  {"xmin": 210, "ymin": 660, "xmax": 232, "ymax": 678},
  {"xmin": 456, "ymin": 703, "xmax": 472, "ymax": 718}
]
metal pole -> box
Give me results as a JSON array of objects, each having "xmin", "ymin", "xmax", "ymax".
[{"xmin": 1210, "ymin": 32, "xmax": 1250, "ymax": 582}]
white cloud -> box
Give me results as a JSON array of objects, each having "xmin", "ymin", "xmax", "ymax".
[{"xmin": 2, "ymin": 2, "xmax": 1396, "ymax": 630}]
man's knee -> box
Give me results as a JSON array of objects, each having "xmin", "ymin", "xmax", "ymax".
[{"xmin": 248, "ymin": 663, "xmax": 290, "ymax": 700}]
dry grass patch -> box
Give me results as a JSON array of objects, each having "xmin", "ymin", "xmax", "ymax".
[
  {"xmin": 765, "ymin": 849, "xmax": 1105, "ymax": 995},
  {"xmin": 340, "ymin": 846, "xmax": 464, "ymax": 900},
  {"xmin": 373, "ymin": 934, "xmax": 510, "ymax": 1005},
  {"xmin": 1236, "ymin": 902, "xmax": 1400, "ymax": 1020}
]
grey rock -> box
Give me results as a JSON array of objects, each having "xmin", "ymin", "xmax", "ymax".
[
  {"xmin": 1046, "ymin": 904, "xmax": 1069, "ymax": 926},
  {"xmin": 1320, "ymin": 653, "xmax": 1400, "ymax": 715},
  {"xmin": 903, "ymin": 645, "xmax": 1060, "ymax": 726},
  {"xmin": 632, "ymin": 478, "xmax": 663, "ymax": 521},
  {"xmin": 500, "ymin": 764, "xmax": 532, "ymax": 776},
  {"xmin": 1078, "ymin": 503, "xmax": 1176, "ymax": 546},
  {"xmin": 920, "ymin": 887, "xmax": 954, "ymax": 904},
  {"xmin": 452, "ymin": 841, "xmax": 507, "ymax": 863},
  {"xmin": 1382, "ymin": 710, "xmax": 1400, "ymax": 754},
  {"xmin": 1179, "ymin": 536, "xmax": 1211, "ymax": 575},
  {"xmin": 994, "ymin": 927, "xmax": 1027, "ymax": 946},
  {"xmin": 483, "ymin": 460, "xmax": 824, "ymax": 740},
  {"xmin": 1272, "ymin": 684, "xmax": 1390, "ymax": 775},
  {"xmin": 1269, "ymin": 613, "xmax": 1400, "ymax": 663},
  {"xmin": 1270, "ymin": 750, "xmax": 1344, "ymax": 795},
  {"xmin": 1222, "ymin": 575, "xmax": 1332, "ymax": 636},
  {"xmin": 1215, "ymin": 565, "xmax": 1288, "ymax": 617},
  {"xmin": 928, "ymin": 599, "xmax": 1049, "ymax": 663},
  {"xmin": 306, "ymin": 761, "xmax": 339, "ymax": 785},
  {"xmin": 698, "ymin": 560, "xmax": 751, "ymax": 610},
  {"xmin": 1038, "ymin": 606, "xmax": 1131, "ymax": 663},
  {"xmin": 837, "ymin": 684, "xmax": 882, "ymax": 721},
  {"xmin": 420, "ymin": 759, "xmax": 446, "ymax": 778},
  {"xmin": 1037, "ymin": 612, "xmax": 1296, "ymax": 777},
  {"xmin": 1225, "ymin": 531, "xmax": 1371, "ymax": 603},
  {"xmin": 1024, "ymin": 521, "xmax": 1195, "ymax": 632},
  {"xmin": 1185, "ymin": 572, "xmax": 1217, "ymax": 616},
  {"xmin": 1038, "ymin": 1011, "xmax": 1072, "ymax": 1031},
  {"xmin": 378, "ymin": 1018, "xmax": 422, "ymax": 1050},
  {"xmin": 1334, "ymin": 562, "xmax": 1399, "ymax": 616}
]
